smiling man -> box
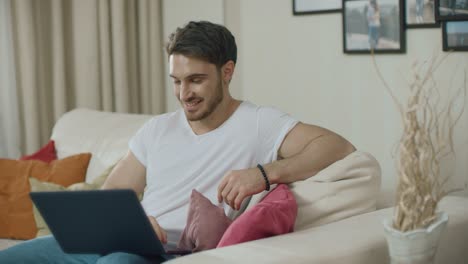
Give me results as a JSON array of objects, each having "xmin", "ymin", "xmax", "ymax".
[{"xmin": 0, "ymin": 21, "xmax": 355, "ymax": 264}]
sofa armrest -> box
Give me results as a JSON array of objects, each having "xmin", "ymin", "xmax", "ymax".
[{"xmin": 167, "ymin": 196, "xmax": 468, "ymax": 264}]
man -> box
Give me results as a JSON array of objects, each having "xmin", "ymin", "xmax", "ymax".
[{"xmin": 0, "ymin": 21, "xmax": 355, "ymax": 263}]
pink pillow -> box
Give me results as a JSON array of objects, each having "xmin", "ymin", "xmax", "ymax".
[
  {"xmin": 177, "ymin": 190, "xmax": 232, "ymax": 252},
  {"xmin": 217, "ymin": 184, "xmax": 297, "ymax": 248},
  {"xmin": 20, "ymin": 140, "xmax": 57, "ymax": 163}
]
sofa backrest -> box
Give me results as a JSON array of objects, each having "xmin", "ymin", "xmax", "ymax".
[{"xmin": 51, "ymin": 108, "xmax": 152, "ymax": 183}]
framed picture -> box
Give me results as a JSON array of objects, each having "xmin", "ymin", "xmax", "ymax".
[
  {"xmin": 293, "ymin": 0, "xmax": 342, "ymax": 15},
  {"xmin": 406, "ymin": 0, "xmax": 440, "ymax": 28},
  {"xmin": 435, "ymin": 0, "xmax": 468, "ymax": 21},
  {"xmin": 343, "ymin": 0, "xmax": 405, "ymax": 54},
  {"xmin": 442, "ymin": 21, "xmax": 468, "ymax": 51}
]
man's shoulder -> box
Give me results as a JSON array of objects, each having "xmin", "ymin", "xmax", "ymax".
[
  {"xmin": 240, "ymin": 101, "xmax": 292, "ymax": 118},
  {"xmin": 254, "ymin": 103, "xmax": 288, "ymax": 116},
  {"xmin": 240, "ymin": 101, "xmax": 280, "ymax": 113}
]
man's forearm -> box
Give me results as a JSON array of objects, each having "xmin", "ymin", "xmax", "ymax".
[{"xmin": 264, "ymin": 134, "xmax": 356, "ymax": 184}]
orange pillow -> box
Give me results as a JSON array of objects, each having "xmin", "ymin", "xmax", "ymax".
[{"xmin": 0, "ymin": 153, "xmax": 91, "ymax": 239}]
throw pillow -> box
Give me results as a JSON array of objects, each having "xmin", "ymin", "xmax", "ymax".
[
  {"xmin": 29, "ymin": 178, "xmax": 66, "ymax": 237},
  {"xmin": 29, "ymin": 164, "xmax": 125, "ymax": 237},
  {"xmin": 0, "ymin": 153, "xmax": 91, "ymax": 239},
  {"xmin": 217, "ymin": 184, "xmax": 297, "ymax": 248},
  {"xmin": 20, "ymin": 140, "xmax": 57, "ymax": 163},
  {"xmin": 290, "ymin": 151, "xmax": 381, "ymax": 231},
  {"xmin": 29, "ymin": 163, "xmax": 116, "ymax": 237},
  {"xmin": 177, "ymin": 190, "xmax": 232, "ymax": 252}
]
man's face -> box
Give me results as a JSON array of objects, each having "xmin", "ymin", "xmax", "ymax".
[{"xmin": 169, "ymin": 54, "xmax": 224, "ymax": 121}]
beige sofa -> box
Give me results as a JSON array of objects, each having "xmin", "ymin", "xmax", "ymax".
[{"xmin": 1, "ymin": 108, "xmax": 467, "ymax": 264}]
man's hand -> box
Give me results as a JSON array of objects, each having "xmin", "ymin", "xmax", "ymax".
[
  {"xmin": 217, "ymin": 167, "xmax": 266, "ymax": 210},
  {"xmin": 148, "ymin": 216, "xmax": 167, "ymax": 244}
]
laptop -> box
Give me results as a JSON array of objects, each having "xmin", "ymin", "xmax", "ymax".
[{"xmin": 30, "ymin": 189, "xmax": 185, "ymax": 260}]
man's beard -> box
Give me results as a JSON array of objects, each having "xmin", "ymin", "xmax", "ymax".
[{"xmin": 185, "ymin": 79, "xmax": 224, "ymax": 122}]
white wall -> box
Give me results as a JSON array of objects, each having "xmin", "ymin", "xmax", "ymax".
[{"xmin": 231, "ymin": 0, "xmax": 468, "ymax": 207}]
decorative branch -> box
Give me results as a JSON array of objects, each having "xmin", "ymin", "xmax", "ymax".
[{"xmin": 372, "ymin": 53, "xmax": 467, "ymax": 232}]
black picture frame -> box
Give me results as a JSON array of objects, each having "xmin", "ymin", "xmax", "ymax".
[
  {"xmin": 293, "ymin": 0, "xmax": 342, "ymax": 15},
  {"xmin": 406, "ymin": 0, "xmax": 441, "ymax": 28},
  {"xmin": 435, "ymin": 0, "xmax": 468, "ymax": 21},
  {"xmin": 343, "ymin": 0, "xmax": 406, "ymax": 54},
  {"xmin": 442, "ymin": 21, "xmax": 468, "ymax": 51}
]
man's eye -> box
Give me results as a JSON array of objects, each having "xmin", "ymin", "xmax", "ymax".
[
  {"xmin": 173, "ymin": 80, "xmax": 181, "ymax": 85},
  {"xmin": 191, "ymin": 78, "xmax": 202, "ymax": 84}
]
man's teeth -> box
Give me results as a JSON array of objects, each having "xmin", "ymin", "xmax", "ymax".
[{"xmin": 187, "ymin": 100, "xmax": 200, "ymax": 106}]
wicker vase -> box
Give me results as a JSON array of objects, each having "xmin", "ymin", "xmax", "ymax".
[{"xmin": 383, "ymin": 212, "xmax": 448, "ymax": 264}]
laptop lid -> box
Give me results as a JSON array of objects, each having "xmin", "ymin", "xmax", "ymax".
[{"xmin": 30, "ymin": 189, "xmax": 166, "ymax": 256}]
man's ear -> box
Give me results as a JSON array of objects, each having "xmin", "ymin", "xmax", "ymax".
[{"xmin": 221, "ymin": 61, "xmax": 235, "ymax": 84}]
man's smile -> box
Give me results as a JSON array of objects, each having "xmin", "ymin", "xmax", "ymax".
[{"xmin": 184, "ymin": 99, "xmax": 203, "ymax": 111}]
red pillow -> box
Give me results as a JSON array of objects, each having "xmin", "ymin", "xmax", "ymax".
[
  {"xmin": 217, "ymin": 184, "xmax": 297, "ymax": 248},
  {"xmin": 177, "ymin": 190, "xmax": 232, "ymax": 252},
  {"xmin": 20, "ymin": 140, "xmax": 57, "ymax": 163}
]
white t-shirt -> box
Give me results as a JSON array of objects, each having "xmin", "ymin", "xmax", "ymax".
[
  {"xmin": 129, "ymin": 101, "xmax": 298, "ymax": 248},
  {"xmin": 367, "ymin": 5, "xmax": 381, "ymax": 27}
]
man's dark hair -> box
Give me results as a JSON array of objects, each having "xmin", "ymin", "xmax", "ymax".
[{"xmin": 166, "ymin": 21, "xmax": 237, "ymax": 69}]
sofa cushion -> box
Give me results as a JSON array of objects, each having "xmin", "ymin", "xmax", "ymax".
[
  {"xmin": 0, "ymin": 239, "xmax": 23, "ymax": 251},
  {"xmin": 51, "ymin": 108, "xmax": 152, "ymax": 183},
  {"xmin": 217, "ymin": 184, "xmax": 297, "ymax": 248},
  {"xmin": 177, "ymin": 190, "xmax": 232, "ymax": 252},
  {"xmin": 244, "ymin": 151, "xmax": 381, "ymax": 231},
  {"xmin": 0, "ymin": 153, "xmax": 91, "ymax": 239},
  {"xmin": 20, "ymin": 140, "xmax": 57, "ymax": 163},
  {"xmin": 28, "ymin": 163, "xmax": 115, "ymax": 237}
]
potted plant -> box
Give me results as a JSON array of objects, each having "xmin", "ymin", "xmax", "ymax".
[{"xmin": 373, "ymin": 54, "xmax": 467, "ymax": 264}]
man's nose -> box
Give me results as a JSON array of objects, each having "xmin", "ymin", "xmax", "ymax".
[{"xmin": 179, "ymin": 82, "xmax": 193, "ymax": 101}]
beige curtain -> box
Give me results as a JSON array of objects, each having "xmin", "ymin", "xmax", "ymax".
[
  {"xmin": 0, "ymin": 0, "xmax": 21, "ymax": 158},
  {"xmin": 11, "ymin": 0, "xmax": 166, "ymax": 155}
]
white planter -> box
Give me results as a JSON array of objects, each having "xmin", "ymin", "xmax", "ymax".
[{"xmin": 383, "ymin": 212, "xmax": 448, "ymax": 264}]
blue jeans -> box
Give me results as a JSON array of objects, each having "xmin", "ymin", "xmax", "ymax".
[
  {"xmin": 416, "ymin": 0, "xmax": 424, "ymax": 17},
  {"xmin": 368, "ymin": 26, "xmax": 379, "ymax": 49},
  {"xmin": 0, "ymin": 235, "xmax": 166, "ymax": 264}
]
